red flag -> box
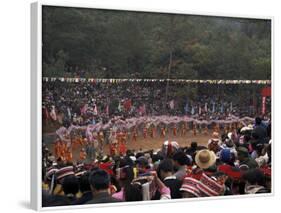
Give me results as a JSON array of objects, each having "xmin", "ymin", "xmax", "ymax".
[{"xmin": 123, "ymin": 99, "xmax": 132, "ymax": 112}]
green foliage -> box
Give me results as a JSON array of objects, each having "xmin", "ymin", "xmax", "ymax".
[
  {"xmin": 42, "ymin": 6, "xmax": 271, "ymax": 80},
  {"xmin": 43, "ymin": 50, "xmax": 68, "ymax": 77}
]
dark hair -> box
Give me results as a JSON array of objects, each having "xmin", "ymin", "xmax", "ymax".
[
  {"xmin": 124, "ymin": 179, "xmax": 148, "ymax": 201},
  {"xmin": 252, "ymin": 131, "xmax": 260, "ymax": 140},
  {"xmin": 158, "ymin": 159, "xmax": 174, "ymax": 173},
  {"xmin": 62, "ymin": 175, "xmax": 79, "ymax": 195},
  {"xmin": 191, "ymin": 142, "xmax": 198, "ymax": 149},
  {"xmin": 255, "ymin": 117, "xmax": 262, "ymax": 125},
  {"xmin": 79, "ymin": 172, "xmax": 91, "ymax": 193},
  {"xmin": 151, "ymin": 152, "xmax": 164, "ymax": 163},
  {"xmin": 88, "ymin": 169, "xmax": 110, "ymax": 191},
  {"xmin": 110, "ymin": 175, "xmax": 121, "ymax": 192},
  {"xmin": 243, "ymin": 135, "xmax": 252, "ymax": 143},
  {"xmin": 124, "ymin": 183, "xmax": 143, "ymax": 201},
  {"xmin": 255, "ymin": 144, "xmax": 264, "ymax": 156},
  {"xmin": 172, "ymin": 151, "xmax": 190, "ymax": 166},
  {"xmin": 221, "ymin": 134, "xmax": 228, "ymax": 142},
  {"xmin": 42, "ymin": 192, "xmax": 70, "ymax": 207},
  {"xmin": 243, "ymin": 169, "xmax": 266, "ymax": 186},
  {"xmin": 126, "ymin": 149, "xmax": 134, "ymax": 157},
  {"xmin": 136, "ymin": 152, "xmax": 144, "ymax": 159}
]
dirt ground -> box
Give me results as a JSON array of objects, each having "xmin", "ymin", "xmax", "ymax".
[{"xmin": 46, "ymin": 130, "xmax": 218, "ymax": 163}]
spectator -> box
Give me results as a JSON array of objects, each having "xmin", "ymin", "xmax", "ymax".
[
  {"xmin": 86, "ymin": 169, "xmax": 121, "ymax": 204},
  {"xmin": 157, "ymin": 159, "xmax": 182, "ymax": 199},
  {"xmin": 61, "ymin": 175, "xmax": 79, "ymax": 203},
  {"xmin": 180, "ymin": 177, "xmax": 201, "ymax": 198},
  {"xmin": 237, "ymin": 146, "xmax": 258, "ymax": 169},
  {"xmin": 73, "ymin": 172, "xmax": 93, "ymax": 205},
  {"xmin": 124, "ymin": 171, "xmax": 171, "ymax": 201},
  {"xmin": 243, "ymin": 169, "xmax": 269, "ymax": 194},
  {"xmin": 172, "ymin": 151, "xmax": 190, "ymax": 181}
]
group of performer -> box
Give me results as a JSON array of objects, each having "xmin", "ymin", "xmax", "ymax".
[{"xmin": 51, "ymin": 121, "xmax": 242, "ymax": 164}]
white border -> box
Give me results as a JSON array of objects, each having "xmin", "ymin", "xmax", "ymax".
[
  {"xmin": 31, "ymin": 2, "xmax": 43, "ymax": 210},
  {"xmin": 37, "ymin": 0, "xmax": 273, "ymax": 20},
  {"xmin": 31, "ymin": 1, "xmax": 274, "ymax": 211}
]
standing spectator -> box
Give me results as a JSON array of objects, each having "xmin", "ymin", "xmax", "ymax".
[{"xmin": 252, "ymin": 117, "xmax": 267, "ymax": 143}]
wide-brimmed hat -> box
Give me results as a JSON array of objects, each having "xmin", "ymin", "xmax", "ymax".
[{"xmin": 195, "ymin": 149, "xmax": 216, "ymax": 169}]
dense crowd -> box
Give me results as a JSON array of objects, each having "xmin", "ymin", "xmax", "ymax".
[
  {"xmin": 42, "ymin": 116, "xmax": 272, "ymax": 207},
  {"xmin": 42, "ymin": 81, "xmax": 270, "ymax": 127}
]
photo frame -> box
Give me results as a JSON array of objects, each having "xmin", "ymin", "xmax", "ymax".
[{"xmin": 31, "ymin": 1, "xmax": 273, "ymax": 211}]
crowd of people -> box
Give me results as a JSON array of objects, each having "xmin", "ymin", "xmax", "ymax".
[
  {"xmin": 42, "ymin": 116, "xmax": 272, "ymax": 207},
  {"xmin": 42, "ymin": 80, "xmax": 270, "ymax": 128}
]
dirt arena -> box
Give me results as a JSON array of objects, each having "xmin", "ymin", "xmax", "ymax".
[{"xmin": 45, "ymin": 130, "xmax": 219, "ymax": 163}]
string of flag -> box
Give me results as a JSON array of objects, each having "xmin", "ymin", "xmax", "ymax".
[{"xmin": 42, "ymin": 77, "xmax": 271, "ymax": 85}]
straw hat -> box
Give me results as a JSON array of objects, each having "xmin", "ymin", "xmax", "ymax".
[{"xmin": 195, "ymin": 149, "xmax": 216, "ymax": 169}]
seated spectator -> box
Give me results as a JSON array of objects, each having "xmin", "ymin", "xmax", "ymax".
[
  {"xmin": 112, "ymin": 159, "xmax": 134, "ymax": 201},
  {"xmin": 124, "ymin": 171, "xmax": 171, "ymax": 201},
  {"xmin": 73, "ymin": 172, "xmax": 93, "ymax": 205},
  {"xmin": 207, "ymin": 132, "xmax": 222, "ymax": 154},
  {"xmin": 195, "ymin": 149, "xmax": 216, "ymax": 171},
  {"xmin": 172, "ymin": 151, "xmax": 190, "ymax": 181},
  {"xmin": 180, "ymin": 177, "xmax": 201, "ymax": 198},
  {"xmin": 157, "ymin": 159, "xmax": 182, "ymax": 199},
  {"xmin": 42, "ymin": 191, "xmax": 70, "ymax": 207},
  {"xmin": 136, "ymin": 156, "xmax": 151, "ymax": 176},
  {"xmin": 86, "ymin": 169, "xmax": 122, "ymax": 204},
  {"xmin": 237, "ymin": 146, "xmax": 258, "ymax": 169},
  {"xmin": 243, "ymin": 169, "xmax": 269, "ymax": 194},
  {"xmin": 217, "ymin": 149, "xmax": 241, "ymax": 181},
  {"xmin": 61, "ymin": 175, "xmax": 79, "ymax": 203},
  {"xmin": 197, "ymin": 172, "xmax": 228, "ymax": 197}
]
